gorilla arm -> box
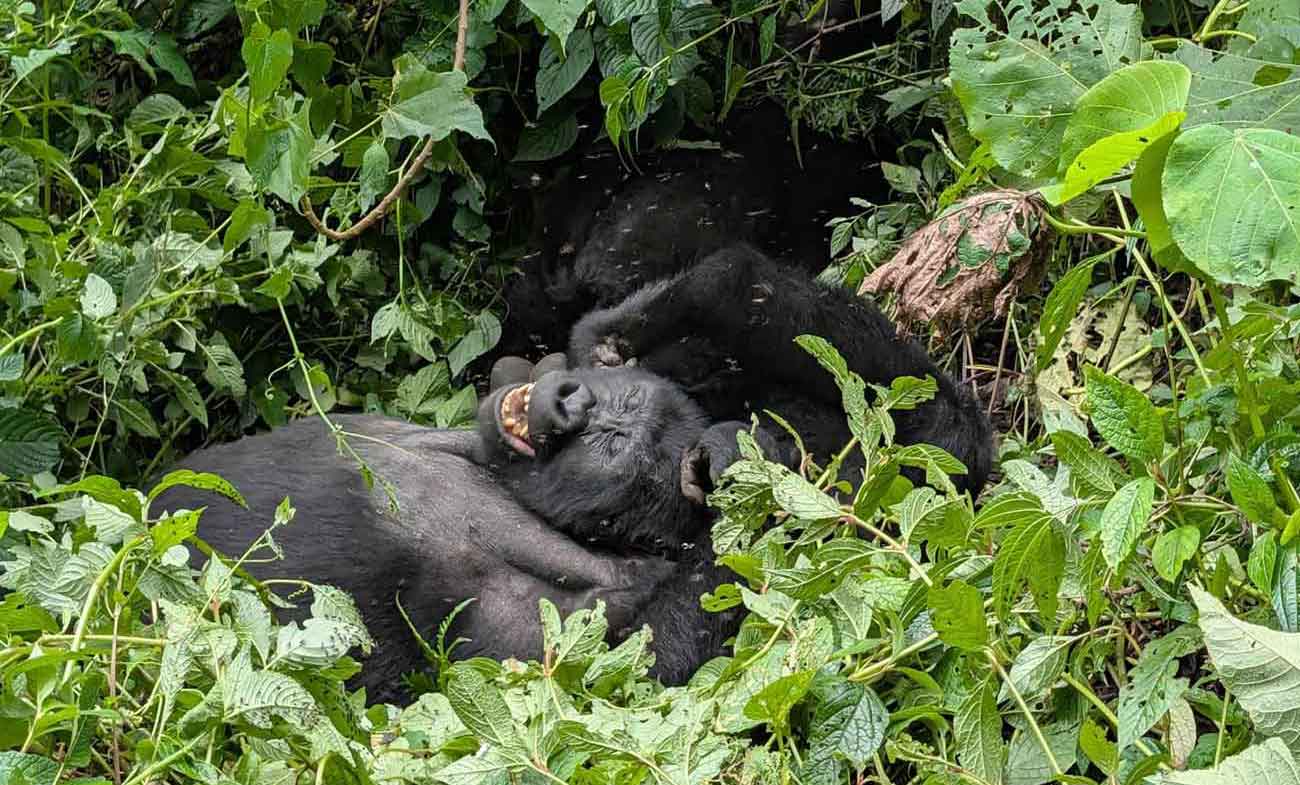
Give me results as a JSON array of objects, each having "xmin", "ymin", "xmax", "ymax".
[
  {"xmin": 155, "ymin": 414, "xmax": 679, "ymax": 701},
  {"xmin": 568, "ymin": 245, "xmax": 993, "ymax": 493}
]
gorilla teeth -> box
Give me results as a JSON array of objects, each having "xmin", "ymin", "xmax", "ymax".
[{"xmin": 499, "ymin": 383, "xmax": 535, "ymax": 447}]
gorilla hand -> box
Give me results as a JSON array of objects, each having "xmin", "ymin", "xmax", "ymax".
[{"xmin": 680, "ymin": 420, "xmax": 790, "ymax": 505}]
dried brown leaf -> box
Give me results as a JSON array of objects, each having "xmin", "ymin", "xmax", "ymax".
[{"xmin": 859, "ymin": 189, "xmax": 1052, "ymax": 337}]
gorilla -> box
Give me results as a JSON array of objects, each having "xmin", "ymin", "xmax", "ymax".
[
  {"xmin": 156, "ymin": 245, "xmax": 990, "ymax": 704},
  {"xmin": 497, "ymin": 102, "xmax": 887, "ymax": 358}
]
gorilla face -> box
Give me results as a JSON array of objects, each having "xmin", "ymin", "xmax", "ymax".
[{"xmin": 478, "ymin": 367, "xmax": 712, "ymax": 554}]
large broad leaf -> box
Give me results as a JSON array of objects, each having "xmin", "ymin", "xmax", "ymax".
[
  {"xmin": 520, "ymin": 0, "xmax": 589, "ymax": 49},
  {"xmin": 1163, "ymin": 125, "xmax": 1300, "ymax": 286},
  {"xmin": 1235, "ymin": 0, "xmax": 1300, "ymax": 47},
  {"xmin": 1169, "ymin": 42, "xmax": 1300, "ymax": 132},
  {"xmin": 381, "ymin": 55, "xmax": 491, "ymax": 144},
  {"xmin": 1045, "ymin": 60, "xmax": 1190, "ymax": 204},
  {"xmin": 1149, "ymin": 738, "xmax": 1300, "ymax": 784},
  {"xmin": 536, "ymin": 30, "xmax": 594, "ymax": 113},
  {"xmin": 0, "ymin": 409, "xmax": 63, "ymax": 476},
  {"xmin": 247, "ymin": 102, "xmax": 313, "ymax": 204},
  {"xmin": 241, "ymin": 23, "xmax": 293, "ymax": 105},
  {"xmin": 1192, "ymin": 587, "xmax": 1300, "ymax": 754},
  {"xmin": 950, "ymin": 0, "xmax": 1146, "ymax": 181}
]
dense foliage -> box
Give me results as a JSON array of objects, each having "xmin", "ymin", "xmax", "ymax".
[{"xmin": 1, "ymin": 0, "xmax": 1299, "ymax": 782}]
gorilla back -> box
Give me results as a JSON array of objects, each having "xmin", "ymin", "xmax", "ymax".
[{"xmin": 157, "ymin": 395, "xmax": 740, "ymax": 703}]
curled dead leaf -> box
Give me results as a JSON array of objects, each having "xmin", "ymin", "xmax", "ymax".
[{"xmin": 859, "ymin": 189, "xmax": 1052, "ymax": 337}]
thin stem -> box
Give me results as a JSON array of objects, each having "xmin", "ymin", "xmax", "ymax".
[
  {"xmin": 988, "ymin": 649, "xmax": 1062, "ymax": 778},
  {"xmin": 300, "ymin": 0, "xmax": 470, "ymax": 241},
  {"xmin": 1112, "ymin": 195, "xmax": 1213, "ymax": 388},
  {"xmin": 1043, "ymin": 211, "xmax": 1146, "ymax": 239},
  {"xmin": 0, "ymin": 317, "xmax": 62, "ymax": 358}
]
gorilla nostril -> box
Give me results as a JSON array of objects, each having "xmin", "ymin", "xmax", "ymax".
[{"xmin": 558, "ymin": 382, "xmax": 596, "ymax": 421}]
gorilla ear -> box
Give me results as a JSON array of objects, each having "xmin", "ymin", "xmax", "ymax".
[{"xmin": 679, "ymin": 443, "xmax": 714, "ymax": 506}]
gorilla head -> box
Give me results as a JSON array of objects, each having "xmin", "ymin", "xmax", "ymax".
[{"xmin": 478, "ymin": 365, "xmax": 713, "ymax": 554}]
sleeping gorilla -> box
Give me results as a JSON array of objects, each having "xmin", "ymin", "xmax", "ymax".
[{"xmin": 156, "ymin": 246, "xmax": 990, "ymax": 704}]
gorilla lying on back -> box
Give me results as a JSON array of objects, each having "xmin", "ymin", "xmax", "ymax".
[{"xmin": 158, "ymin": 246, "xmax": 991, "ymax": 704}]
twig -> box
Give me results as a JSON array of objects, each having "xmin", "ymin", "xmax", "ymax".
[{"xmin": 299, "ymin": 0, "xmax": 470, "ymax": 241}]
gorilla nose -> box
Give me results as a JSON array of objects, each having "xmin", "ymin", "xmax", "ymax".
[{"xmin": 531, "ymin": 374, "xmax": 596, "ymax": 438}]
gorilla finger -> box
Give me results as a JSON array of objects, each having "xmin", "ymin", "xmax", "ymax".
[
  {"xmin": 491, "ymin": 356, "xmax": 535, "ymax": 391},
  {"xmin": 530, "ymin": 352, "xmax": 568, "ymax": 381},
  {"xmin": 679, "ymin": 444, "xmax": 714, "ymax": 506}
]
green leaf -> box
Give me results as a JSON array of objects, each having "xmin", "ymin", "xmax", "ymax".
[
  {"xmin": 1052, "ymin": 429, "xmax": 1126, "ymax": 496},
  {"xmin": 1153, "ymin": 526, "xmax": 1200, "ymax": 582},
  {"xmin": 11, "ymin": 41, "xmax": 73, "ymax": 83},
  {"xmin": 203, "ymin": 342, "xmax": 247, "ymax": 398},
  {"xmin": 166, "ymin": 372, "xmax": 209, "ymax": 428},
  {"xmin": 247, "ymin": 103, "xmax": 313, "ymax": 204},
  {"xmin": 224, "ymin": 200, "xmax": 271, "ymax": 253},
  {"xmin": 981, "ymin": 492, "xmax": 1065, "ymax": 622},
  {"xmin": 148, "ymin": 469, "xmax": 247, "ymax": 507},
  {"xmin": 1085, "ymin": 366, "xmax": 1163, "ymax": 463},
  {"xmin": 1079, "ymin": 716, "xmax": 1118, "ymax": 775},
  {"xmin": 1192, "ymin": 587, "xmax": 1300, "ymax": 755},
  {"xmin": 521, "ymin": 0, "xmax": 589, "ymax": 44},
  {"xmin": 950, "ymin": 0, "xmax": 1146, "ymax": 181},
  {"xmin": 448, "ymin": 313, "xmax": 501, "ymax": 378},
  {"xmin": 1036, "ymin": 257, "xmax": 1099, "ymax": 371},
  {"xmin": 927, "ymin": 580, "xmax": 988, "ymax": 651},
  {"xmin": 744, "ymin": 670, "xmax": 816, "ymax": 731},
  {"xmin": 1226, "ymin": 453, "xmax": 1278, "ymax": 523},
  {"xmin": 1163, "ymin": 125, "xmax": 1300, "ymax": 286},
  {"xmin": 514, "ymin": 113, "xmax": 579, "ymax": 162},
  {"xmin": 151, "ymin": 510, "xmax": 200, "ymax": 556},
  {"xmin": 1171, "ymin": 42, "xmax": 1300, "ymax": 133},
  {"xmin": 772, "ymin": 474, "xmax": 843, "ymax": 520},
  {"xmin": 255, "ymin": 267, "xmax": 293, "ymax": 299},
  {"xmin": 0, "ymin": 409, "xmax": 63, "ymax": 477},
  {"xmin": 1131, "ymin": 128, "xmax": 1184, "ymax": 266},
  {"xmin": 149, "ymin": 32, "xmax": 197, "ymax": 88},
  {"xmin": 223, "ymin": 651, "xmax": 317, "ymax": 728},
  {"xmin": 1001, "ymin": 635, "xmax": 1073, "ymax": 701},
  {"xmin": 445, "ymin": 664, "xmax": 527, "ymax": 762},
  {"xmin": 0, "ymin": 752, "xmax": 58, "ymax": 785},
  {"xmin": 1100, "ymin": 477, "xmax": 1156, "ymax": 570},
  {"xmin": 80, "ymin": 273, "xmax": 117, "ymax": 320},
  {"xmin": 57, "ymin": 312, "xmax": 98, "ymax": 363},
  {"xmin": 1249, "ymin": 531, "xmax": 1279, "ymax": 596},
  {"xmin": 242, "ymin": 23, "xmax": 294, "ymax": 105},
  {"xmin": 1006, "ymin": 718, "xmax": 1080, "ymax": 785},
  {"xmin": 357, "ymin": 140, "xmax": 389, "ymax": 212},
  {"xmin": 1117, "ymin": 625, "xmax": 1200, "ymax": 753},
  {"xmin": 291, "ymin": 40, "xmax": 334, "ymax": 87},
  {"xmin": 1149, "ymin": 737, "xmax": 1300, "ymax": 784},
  {"xmin": 0, "ymin": 352, "xmax": 22, "ymax": 382},
  {"xmin": 1045, "ymin": 61, "xmax": 1191, "ymax": 204},
  {"xmin": 956, "ymin": 679, "xmax": 1005, "ymax": 785},
  {"xmin": 112, "ymin": 399, "xmax": 159, "ymax": 438},
  {"xmin": 381, "ymin": 56, "xmax": 491, "ymax": 144},
  {"xmin": 536, "ymin": 30, "xmax": 594, "ymax": 113}
]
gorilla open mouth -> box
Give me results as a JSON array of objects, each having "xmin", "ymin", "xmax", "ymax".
[{"xmin": 497, "ymin": 383, "xmax": 535, "ymax": 457}]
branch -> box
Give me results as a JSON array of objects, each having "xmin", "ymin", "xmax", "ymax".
[{"xmin": 299, "ymin": 0, "xmax": 470, "ymax": 242}]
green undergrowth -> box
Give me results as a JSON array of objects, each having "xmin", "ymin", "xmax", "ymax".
[{"xmin": 2, "ymin": 0, "xmax": 1300, "ymax": 781}]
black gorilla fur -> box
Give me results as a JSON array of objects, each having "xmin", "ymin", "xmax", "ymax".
[
  {"xmin": 156, "ymin": 245, "xmax": 990, "ymax": 705},
  {"xmin": 497, "ymin": 103, "xmax": 886, "ymax": 358},
  {"xmin": 566, "ymin": 245, "xmax": 993, "ymax": 493},
  {"xmin": 158, "ymin": 388, "xmax": 742, "ymax": 705}
]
